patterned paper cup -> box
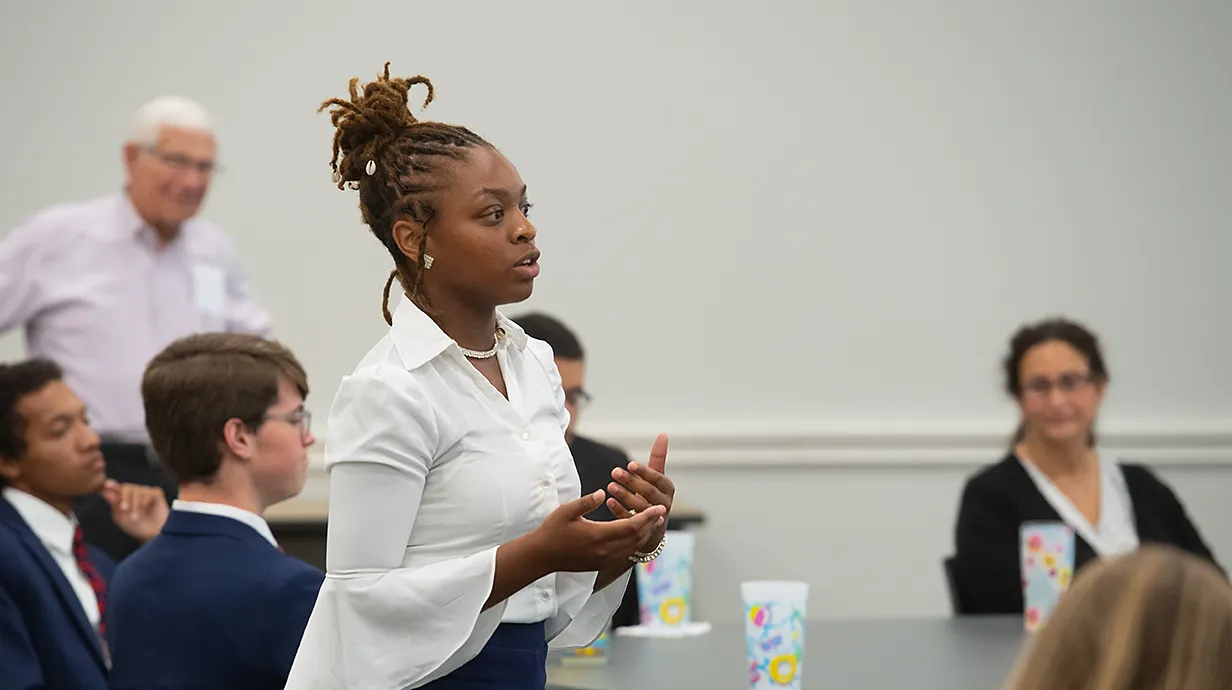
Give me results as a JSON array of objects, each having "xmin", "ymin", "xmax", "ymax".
[
  {"xmin": 635, "ymin": 532, "xmax": 694, "ymax": 627},
  {"xmin": 1021, "ymin": 521, "xmax": 1076, "ymax": 632},
  {"xmin": 742, "ymin": 581, "xmax": 808, "ymax": 690}
]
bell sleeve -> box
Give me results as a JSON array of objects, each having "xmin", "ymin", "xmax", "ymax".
[{"xmin": 284, "ymin": 364, "xmax": 506, "ymax": 689}]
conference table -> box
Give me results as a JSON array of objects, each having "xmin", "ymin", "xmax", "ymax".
[{"xmin": 547, "ymin": 616, "xmax": 1028, "ymax": 689}]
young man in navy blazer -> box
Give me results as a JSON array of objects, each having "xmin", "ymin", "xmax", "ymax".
[
  {"xmin": 105, "ymin": 332, "xmax": 325, "ymax": 690},
  {"xmin": 0, "ymin": 359, "xmax": 169, "ymax": 690}
]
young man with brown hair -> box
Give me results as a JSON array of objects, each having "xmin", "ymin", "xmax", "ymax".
[{"xmin": 105, "ymin": 333, "xmax": 324, "ymax": 690}]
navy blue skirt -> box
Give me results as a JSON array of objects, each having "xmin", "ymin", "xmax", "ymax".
[{"xmin": 421, "ymin": 622, "xmax": 548, "ymax": 690}]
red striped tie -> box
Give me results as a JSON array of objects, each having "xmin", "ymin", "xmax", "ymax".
[{"xmin": 72, "ymin": 526, "xmax": 107, "ymax": 634}]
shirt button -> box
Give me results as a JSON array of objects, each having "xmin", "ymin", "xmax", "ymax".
[
  {"xmin": 521, "ymin": 431, "xmax": 531, "ymax": 440},
  {"xmin": 541, "ymin": 590, "xmax": 551, "ymax": 601}
]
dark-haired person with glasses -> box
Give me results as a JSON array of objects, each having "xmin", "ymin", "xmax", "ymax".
[
  {"xmin": 104, "ymin": 333, "xmax": 324, "ymax": 690},
  {"xmin": 0, "ymin": 95, "xmax": 270, "ymax": 562},
  {"xmin": 952, "ymin": 317, "xmax": 1221, "ymax": 614}
]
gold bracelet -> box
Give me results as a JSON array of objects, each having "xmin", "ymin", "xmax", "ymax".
[{"xmin": 628, "ymin": 535, "xmax": 667, "ymax": 563}]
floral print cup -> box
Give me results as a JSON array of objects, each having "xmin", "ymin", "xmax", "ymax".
[
  {"xmin": 635, "ymin": 531, "xmax": 694, "ymax": 627},
  {"xmin": 742, "ymin": 580, "xmax": 808, "ymax": 690},
  {"xmin": 1020, "ymin": 521, "xmax": 1076, "ymax": 632}
]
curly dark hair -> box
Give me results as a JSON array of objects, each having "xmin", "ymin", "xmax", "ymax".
[
  {"xmin": 1004, "ymin": 317, "xmax": 1109, "ymax": 446},
  {"xmin": 0, "ymin": 359, "xmax": 65, "ymax": 485}
]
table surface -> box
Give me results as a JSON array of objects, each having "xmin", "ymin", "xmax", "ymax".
[{"xmin": 547, "ymin": 616, "xmax": 1027, "ymax": 690}]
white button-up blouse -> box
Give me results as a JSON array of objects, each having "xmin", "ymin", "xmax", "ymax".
[{"xmin": 285, "ymin": 297, "xmax": 628, "ymax": 689}]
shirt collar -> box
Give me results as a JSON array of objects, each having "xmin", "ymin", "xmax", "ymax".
[
  {"xmin": 1, "ymin": 487, "xmax": 77, "ymax": 556},
  {"xmin": 171, "ymin": 500, "xmax": 279, "ymax": 548},
  {"xmin": 389, "ymin": 294, "xmax": 528, "ymax": 369},
  {"xmin": 114, "ymin": 190, "xmax": 185, "ymax": 246}
]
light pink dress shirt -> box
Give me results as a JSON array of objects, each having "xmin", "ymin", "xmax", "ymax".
[{"xmin": 0, "ymin": 192, "xmax": 270, "ymax": 442}]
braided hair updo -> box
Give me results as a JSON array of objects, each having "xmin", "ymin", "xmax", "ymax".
[{"xmin": 320, "ymin": 62, "xmax": 493, "ymax": 324}]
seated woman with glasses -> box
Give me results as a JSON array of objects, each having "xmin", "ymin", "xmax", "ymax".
[{"xmin": 951, "ymin": 317, "xmax": 1221, "ymax": 614}]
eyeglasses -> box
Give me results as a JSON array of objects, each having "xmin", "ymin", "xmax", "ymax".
[
  {"xmin": 564, "ymin": 388, "xmax": 593, "ymax": 411},
  {"xmin": 142, "ymin": 146, "xmax": 219, "ymax": 176},
  {"xmin": 263, "ymin": 409, "xmax": 312, "ymax": 439},
  {"xmin": 1021, "ymin": 373, "xmax": 1096, "ymax": 398}
]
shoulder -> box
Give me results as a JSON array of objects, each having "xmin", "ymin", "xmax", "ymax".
[
  {"xmin": 107, "ymin": 537, "xmax": 171, "ymax": 587},
  {"xmin": 274, "ymin": 557, "xmax": 325, "ymax": 591},
  {"xmin": 961, "ymin": 454, "xmax": 1025, "ymax": 496},
  {"xmin": 333, "ymin": 350, "xmax": 436, "ymax": 414},
  {"xmin": 0, "ymin": 522, "xmax": 30, "ymax": 576},
  {"xmin": 522, "ymin": 335, "xmax": 555, "ymax": 366},
  {"xmin": 325, "ymin": 351, "xmax": 442, "ymax": 469},
  {"xmin": 1117, "ymin": 461, "xmax": 1183, "ymax": 503},
  {"xmin": 1117, "ymin": 460, "xmax": 1159, "ymax": 484},
  {"xmin": 6, "ymin": 195, "xmax": 115, "ymax": 246},
  {"xmin": 250, "ymin": 557, "xmax": 323, "ymax": 608},
  {"xmin": 516, "ymin": 334, "xmax": 561, "ymax": 382}
]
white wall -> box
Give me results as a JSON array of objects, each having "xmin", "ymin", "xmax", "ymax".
[{"xmin": 2, "ymin": 1, "xmax": 1231, "ymax": 620}]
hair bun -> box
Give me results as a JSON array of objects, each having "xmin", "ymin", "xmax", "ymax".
[{"xmin": 319, "ymin": 62, "xmax": 436, "ymax": 189}]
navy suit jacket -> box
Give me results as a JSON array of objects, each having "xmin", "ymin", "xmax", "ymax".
[
  {"xmin": 0, "ymin": 496, "xmax": 114, "ymax": 690},
  {"xmin": 105, "ymin": 509, "xmax": 324, "ymax": 690}
]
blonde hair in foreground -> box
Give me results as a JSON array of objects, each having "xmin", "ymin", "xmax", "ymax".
[{"xmin": 1004, "ymin": 544, "xmax": 1232, "ymax": 690}]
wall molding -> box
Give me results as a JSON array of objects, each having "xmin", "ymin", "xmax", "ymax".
[{"xmin": 305, "ymin": 419, "xmax": 1232, "ymax": 477}]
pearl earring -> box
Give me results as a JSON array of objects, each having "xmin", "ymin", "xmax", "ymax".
[{"xmin": 423, "ymin": 255, "xmax": 434, "ymax": 269}]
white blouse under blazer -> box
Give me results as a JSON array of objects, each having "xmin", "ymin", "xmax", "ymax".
[{"xmin": 285, "ymin": 297, "xmax": 628, "ymax": 689}]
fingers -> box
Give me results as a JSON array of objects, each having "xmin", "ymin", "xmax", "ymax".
[
  {"xmin": 605, "ymin": 496, "xmax": 636, "ymax": 520},
  {"xmin": 627, "ymin": 461, "xmax": 676, "ymax": 502},
  {"xmin": 592, "ymin": 504, "xmax": 665, "ymax": 535},
  {"xmin": 627, "ymin": 512, "xmax": 662, "ymax": 551},
  {"xmin": 132, "ymin": 486, "xmax": 163, "ymax": 515},
  {"xmin": 121, "ymin": 484, "xmax": 149, "ymax": 513},
  {"xmin": 584, "ymin": 507, "xmax": 664, "ymax": 562},
  {"xmin": 646, "ymin": 433, "xmax": 669, "ymax": 474},
  {"xmin": 611, "ymin": 466, "xmax": 671, "ymax": 509},
  {"xmin": 606, "ymin": 481, "xmax": 651, "ymax": 516},
  {"xmin": 106, "ymin": 483, "xmax": 164, "ymax": 515},
  {"xmin": 100, "ymin": 479, "xmax": 121, "ymax": 505},
  {"xmin": 559, "ymin": 490, "xmax": 606, "ymax": 519}
]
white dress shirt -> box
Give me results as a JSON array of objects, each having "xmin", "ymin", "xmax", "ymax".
[
  {"xmin": 1018, "ymin": 451, "xmax": 1140, "ymax": 557},
  {"xmin": 0, "ymin": 192, "xmax": 270, "ymax": 442},
  {"xmin": 2, "ymin": 488, "xmax": 102, "ymax": 630},
  {"xmin": 171, "ymin": 499, "xmax": 279, "ymax": 548},
  {"xmin": 286, "ymin": 297, "xmax": 629, "ymax": 689}
]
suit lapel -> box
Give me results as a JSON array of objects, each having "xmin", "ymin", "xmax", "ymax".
[{"xmin": 0, "ymin": 499, "xmax": 107, "ymax": 667}]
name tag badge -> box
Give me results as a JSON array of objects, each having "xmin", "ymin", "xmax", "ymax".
[{"xmin": 192, "ymin": 264, "xmax": 227, "ymax": 318}]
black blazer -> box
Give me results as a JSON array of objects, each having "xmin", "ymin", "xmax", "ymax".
[
  {"xmin": 571, "ymin": 435, "xmax": 631, "ymax": 522},
  {"xmin": 952, "ymin": 454, "xmax": 1221, "ymax": 614},
  {"xmin": 570, "ymin": 434, "xmax": 642, "ymax": 628}
]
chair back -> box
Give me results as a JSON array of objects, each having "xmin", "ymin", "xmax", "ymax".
[{"xmin": 943, "ymin": 555, "xmax": 969, "ymax": 615}]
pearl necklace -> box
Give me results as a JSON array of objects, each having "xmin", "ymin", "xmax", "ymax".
[{"xmin": 458, "ymin": 328, "xmax": 505, "ymax": 359}]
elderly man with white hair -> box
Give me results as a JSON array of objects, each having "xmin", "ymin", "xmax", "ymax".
[{"xmin": 0, "ymin": 95, "xmax": 270, "ymax": 561}]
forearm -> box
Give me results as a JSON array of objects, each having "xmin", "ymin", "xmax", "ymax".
[
  {"xmin": 594, "ymin": 559, "xmax": 634, "ymax": 592},
  {"xmin": 593, "ymin": 523, "xmax": 667, "ymax": 591},
  {"xmin": 483, "ymin": 533, "xmax": 554, "ymax": 610}
]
